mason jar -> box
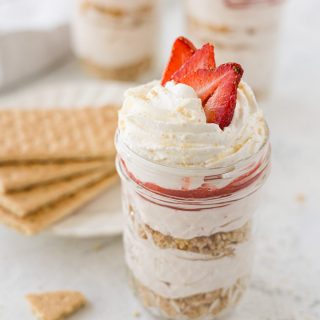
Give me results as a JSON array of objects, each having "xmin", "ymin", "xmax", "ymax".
[
  {"xmin": 71, "ymin": 0, "xmax": 158, "ymax": 81},
  {"xmin": 184, "ymin": 0, "xmax": 286, "ymax": 98},
  {"xmin": 115, "ymin": 127, "xmax": 270, "ymax": 320}
]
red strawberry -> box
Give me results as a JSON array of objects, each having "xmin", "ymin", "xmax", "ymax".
[
  {"xmin": 161, "ymin": 37, "xmax": 196, "ymax": 86},
  {"xmin": 172, "ymin": 43, "xmax": 215, "ymax": 82},
  {"xmin": 177, "ymin": 68, "xmax": 220, "ymax": 103},
  {"xmin": 176, "ymin": 63, "xmax": 243, "ymax": 129},
  {"xmin": 204, "ymin": 63, "xmax": 244, "ymax": 129}
]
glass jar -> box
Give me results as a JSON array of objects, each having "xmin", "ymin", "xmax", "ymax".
[
  {"xmin": 71, "ymin": 0, "xmax": 158, "ymax": 81},
  {"xmin": 184, "ymin": 0, "xmax": 286, "ymax": 98},
  {"xmin": 116, "ymin": 128, "xmax": 271, "ymax": 320}
]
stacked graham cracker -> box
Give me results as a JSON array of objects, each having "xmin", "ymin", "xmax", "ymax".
[{"xmin": 0, "ymin": 106, "xmax": 118, "ymax": 235}]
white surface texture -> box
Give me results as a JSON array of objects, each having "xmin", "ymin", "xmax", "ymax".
[{"xmin": 0, "ymin": 0, "xmax": 320, "ymax": 319}]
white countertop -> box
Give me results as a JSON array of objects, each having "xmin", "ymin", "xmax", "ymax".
[{"xmin": 1, "ymin": 0, "xmax": 320, "ymax": 319}]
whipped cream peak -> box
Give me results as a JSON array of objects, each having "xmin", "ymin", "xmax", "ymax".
[
  {"xmin": 119, "ymin": 80, "xmax": 267, "ymax": 168},
  {"xmin": 122, "ymin": 80, "xmax": 206, "ymax": 125}
]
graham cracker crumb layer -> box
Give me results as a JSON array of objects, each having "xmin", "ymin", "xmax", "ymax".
[
  {"xmin": 187, "ymin": 16, "xmax": 260, "ymax": 37},
  {"xmin": 187, "ymin": 16, "xmax": 232, "ymax": 34},
  {"xmin": 138, "ymin": 221, "xmax": 251, "ymax": 258},
  {"xmin": 186, "ymin": 17, "xmax": 253, "ymax": 51},
  {"xmin": 80, "ymin": 57, "xmax": 152, "ymax": 81},
  {"xmin": 131, "ymin": 274, "xmax": 247, "ymax": 320},
  {"xmin": 81, "ymin": 1, "xmax": 153, "ymax": 18}
]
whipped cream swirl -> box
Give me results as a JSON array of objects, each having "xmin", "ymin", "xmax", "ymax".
[{"xmin": 118, "ymin": 80, "xmax": 267, "ymax": 168}]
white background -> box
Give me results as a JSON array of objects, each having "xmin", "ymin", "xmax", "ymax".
[{"xmin": 0, "ymin": 0, "xmax": 320, "ymax": 319}]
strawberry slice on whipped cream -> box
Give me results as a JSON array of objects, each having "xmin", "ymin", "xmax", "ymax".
[{"xmin": 161, "ymin": 37, "xmax": 243, "ymax": 129}]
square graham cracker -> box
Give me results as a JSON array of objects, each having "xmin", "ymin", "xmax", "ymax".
[
  {"xmin": 26, "ymin": 291, "xmax": 86, "ymax": 320},
  {"xmin": 0, "ymin": 167, "xmax": 115, "ymax": 217},
  {"xmin": 0, "ymin": 106, "xmax": 118, "ymax": 163},
  {"xmin": 0, "ymin": 174, "xmax": 118, "ymax": 235},
  {"xmin": 0, "ymin": 160, "xmax": 114, "ymax": 193}
]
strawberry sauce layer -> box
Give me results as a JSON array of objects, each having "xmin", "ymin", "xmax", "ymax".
[{"xmin": 121, "ymin": 159, "xmax": 268, "ymax": 199}]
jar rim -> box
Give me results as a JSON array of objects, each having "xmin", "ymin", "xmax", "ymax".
[{"xmin": 115, "ymin": 121, "xmax": 270, "ymax": 177}]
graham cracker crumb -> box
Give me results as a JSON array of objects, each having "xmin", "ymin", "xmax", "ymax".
[
  {"xmin": 93, "ymin": 241, "xmax": 107, "ymax": 252},
  {"xmin": 141, "ymin": 222, "xmax": 251, "ymax": 257},
  {"xmin": 131, "ymin": 274, "xmax": 248, "ymax": 319},
  {"xmin": 295, "ymin": 193, "xmax": 306, "ymax": 204},
  {"xmin": 132, "ymin": 310, "xmax": 141, "ymax": 317}
]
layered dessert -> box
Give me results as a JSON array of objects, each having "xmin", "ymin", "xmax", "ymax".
[
  {"xmin": 116, "ymin": 37, "xmax": 270, "ymax": 319},
  {"xmin": 185, "ymin": 0, "xmax": 286, "ymax": 97},
  {"xmin": 72, "ymin": 0, "xmax": 157, "ymax": 80}
]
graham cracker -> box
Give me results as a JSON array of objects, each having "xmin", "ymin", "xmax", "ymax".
[
  {"xmin": 0, "ymin": 160, "xmax": 114, "ymax": 193},
  {"xmin": 26, "ymin": 291, "xmax": 86, "ymax": 320},
  {"xmin": 0, "ymin": 174, "xmax": 118, "ymax": 235},
  {"xmin": 0, "ymin": 106, "xmax": 118, "ymax": 163},
  {"xmin": 0, "ymin": 168, "xmax": 115, "ymax": 217}
]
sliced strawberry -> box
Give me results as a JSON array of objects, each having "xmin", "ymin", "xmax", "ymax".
[
  {"xmin": 204, "ymin": 63, "xmax": 243, "ymax": 129},
  {"xmin": 172, "ymin": 43, "xmax": 215, "ymax": 82},
  {"xmin": 161, "ymin": 37, "xmax": 196, "ymax": 86},
  {"xmin": 176, "ymin": 63, "xmax": 243, "ymax": 128},
  {"xmin": 177, "ymin": 68, "xmax": 220, "ymax": 103}
]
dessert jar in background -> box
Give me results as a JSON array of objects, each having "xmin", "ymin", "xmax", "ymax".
[
  {"xmin": 116, "ymin": 129, "xmax": 271, "ymax": 320},
  {"xmin": 71, "ymin": 0, "xmax": 158, "ymax": 81},
  {"xmin": 184, "ymin": 0, "xmax": 286, "ymax": 98}
]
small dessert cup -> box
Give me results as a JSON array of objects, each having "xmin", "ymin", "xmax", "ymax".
[
  {"xmin": 116, "ymin": 127, "xmax": 271, "ymax": 320},
  {"xmin": 72, "ymin": 0, "xmax": 158, "ymax": 81},
  {"xmin": 184, "ymin": 0, "xmax": 287, "ymax": 98}
]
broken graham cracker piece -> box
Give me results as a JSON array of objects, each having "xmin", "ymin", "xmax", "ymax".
[
  {"xmin": 0, "ymin": 174, "xmax": 118, "ymax": 235},
  {"xmin": 26, "ymin": 291, "xmax": 86, "ymax": 320},
  {"xmin": 0, "ymin": 106, "xmax": 118, "ymax": 163},
  {"xmin": 0, "ymin": 167, "xmax": 115, "ymax": 217},
  {"xmin": 0, "ymin": 159, "xmax": 114, "ymax": 193}
]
